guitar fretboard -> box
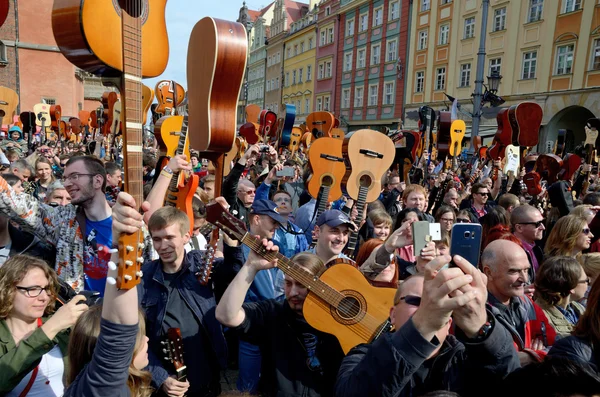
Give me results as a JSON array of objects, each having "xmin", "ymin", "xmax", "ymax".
[{"xmin": 345, "ymin": 185, "xmax": 368, "ymax": 257}]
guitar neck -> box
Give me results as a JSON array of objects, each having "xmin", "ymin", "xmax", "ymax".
[
  {"xmin": 167, "ymin": 114, "xmax": 190, "ymax": 192},
  {"xmin": 345, "ymin": 186, "xmax": 368, "ymax": 258},
  {"xmin": 314, "ymin": 185, "xmax": 330, "ymax": 223}
]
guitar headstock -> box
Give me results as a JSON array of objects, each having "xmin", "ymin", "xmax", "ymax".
[
  {"xmin": 205, "ymin": 201, "xmax": 247, "ymax": 242},
  {"xmin": 114, "ymin": 231, "xmax": 144, "ymax": 289},
  {"xmin": 162, "ymin": 327, "xmax": 186, "ymax": 371}
]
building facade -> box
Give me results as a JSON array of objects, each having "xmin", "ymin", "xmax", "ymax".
[
  {"xmin": 404, "ymin": 0, "xmax": 600, "ymax": 153},
  {"xmin": 282, "ymin": 3, "xmax": 317, "ymax": 123},
  {"xmin": 335, "ymin": 0, "xmax": 409, "ymax": 132},
  {"xmin": 246, "ymin": 3, "xmax": 275, "ymax": 111},
  {"xmin": 314, "ymin": 0, "xmax": 341, "ymax": 115}
]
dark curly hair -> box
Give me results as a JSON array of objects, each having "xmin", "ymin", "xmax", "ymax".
[{"xmin": 535, "ymin": 256, "xmax": 582, "ymax": 306}]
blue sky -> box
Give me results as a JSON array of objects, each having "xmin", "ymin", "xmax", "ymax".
[{"xmin": 144, "ymin": 0, "xmax": 261, "ymax": 92}]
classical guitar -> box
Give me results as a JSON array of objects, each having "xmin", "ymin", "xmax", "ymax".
[
  {"xmin": 288, "ymin": 127, "xmax": 303, "ymax": 157},
  {"xmin": 278, "ymin": 103, "xmax": 296, "ymax": 148},
  {"xmin": 141, "ymin": 84, "xmax": 154, "ymax": 125},
  {"xmin": 306, "ymin": 111, "xmax": 335, "ymax": 139},
  {"xmin": 245, "ymin": 104, "xmax": 261, "ymax": 124},
  {"xmin": 330, "ymin": 128, "xmax": 345, "ymax": 140},
  {"xmin": 155, "ymin": 80, "xmax": 185, "ymax": 116},
  {"xmin": 162, "ymin": 328, "xmax": 187, "ymax": 383},
  {"xmin": 239, "ymin": 122, "xmax": 261, "ymax": 145},
  {"xmin": 52, "ymin": 0, "xmax": 168, "ymax": 78},
  {"xmin": 0, "ymin": 86, "xmax": 19, "ymax": 131},
  {"xmin": 0, "ymin": 0, "xmax": 8, "ymax": 29},
  {"xmin": 69, "ymin": 117, "xmax": 82, "ymax": 143},
  {"xmin": 436, "ymin": 111, "xmax": 451, "ymax": 161},
  {"xmin": 307, "ymin": 136, "xmax": 345, "ymax": 210},
  {"xmin": 508, "ymin": 102, "xmax": 542, "ymax": 149},
  {"xmin": 206, "ymin": 202, "xmax": 396, "ymax": 354},
  {"xmin": 488, "ymin": 108, "xmax": 512, "ymax": 161},
  {"xmin": 342, "ymin": 130, "xmax": 395, "ymax": 257},
  {"xmin": 49, "ymin": 105, "xmax": 62, "ymax": 142},
  {"xmin": 503, "ymin": 145, "xmax": 520, "ymax": 192}
]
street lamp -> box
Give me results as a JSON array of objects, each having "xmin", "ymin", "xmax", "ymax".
[{"xmin": 487, "ymin": 70, "xmax": 502, "ymax": 93}]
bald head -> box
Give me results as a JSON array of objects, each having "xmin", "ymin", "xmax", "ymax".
[
  {"xmin": 510, "ymin": 204, "xmax": 540, "ymax": 226},
  {"xmin": 481, "ymin": 240, "xmax": 525, "ymax": 271},
  {"xmin": 482, "ymin": 239, "xmax": 531, "ymax": 303}
]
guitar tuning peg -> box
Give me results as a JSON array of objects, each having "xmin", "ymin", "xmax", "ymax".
[
  {"xmin": 136, "ymin": 271, "xmax": 143, "ymax": 277},
  {"xmin": 125, "ymin": 260, "xmax": 133, "ymax": 267},
  {"xmin": 108, "ymin": 261, "xmax": 117, "ymax": 271},
  {"xmin": 107, "ymin": 277, "xmax": 116, "ymax": 285},
  {"xmin": 124, "ymin": 275, "xmax": 132, "ymax": 281},
  {"xmin": 160, "ymin": 340, "xmax": 167, "ymax": 345},
  {"xmin": 138, "ymin": 243, "xmax": 145, "ymax": 250}
]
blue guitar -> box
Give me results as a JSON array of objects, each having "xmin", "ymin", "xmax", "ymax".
[{"xmin": 278, "ymin": 103, "xmax": 296, "ymax": 148}]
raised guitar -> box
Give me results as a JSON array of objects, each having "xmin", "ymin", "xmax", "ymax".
[
  {"xmin": 306, "ymin": 111, "xmax": 335, "ymax": 139},
  {"xmin": 488, "ymin": 108, "xmax": 512, "ymax": 161},
  {"xmin": 508, "ymin": 102, "xmax": 542, "ymax": 148},
  {"xmin": 245, "ymin": 104, "xmax": 261, "ymax": 124},
  {"xmin": 141, "ymin": 84, "xmax": 154, "ymax": 125},
  {"xmin": 206, "ymin": 202, "xmax": 396, "ymax": 353},
  {"xmin": 155, "ymin": 80, "xmax": 185, "ymax": 116},
  {"xmin": 278, "ymin": 103, "xmax": 296, "ymax": 148},
  {"xmin": 307, "ymin": 136, "xmax": 346, "ymax": 206},
  {"xmin": 258, "ymin": 109, "xmax": 278, "ymax": 143},
  {"xmin": 436, "ymin": 111, "xmax": 451, "ymax": 161},
  {"xmin": 0, "ymin": 86, "xmax": 19, "ymax": 131},
  {"xmin": 162, "ymin": 328, "xmax": 187, "ymax": 383}
]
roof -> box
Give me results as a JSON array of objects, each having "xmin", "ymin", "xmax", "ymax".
[
  {"xmin": 284, "ymin": 0, "xmax": 309, "ymax": 24},
  {"xmin": 247, "ymin": 2, "xmax": 275, "ymax": 22}
]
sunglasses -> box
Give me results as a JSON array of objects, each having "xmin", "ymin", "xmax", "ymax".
[
  {"xmin": 456, "ymin": 218, "xmax": 470, "ymax": 223},
  {"xmin": 583, "ymin": 228, "xmax": 591, "ymax": 235},
  {"xmin": 398, "ymin": 295, "xmax": 421, "ymax": 307},
  {"xmin": 579, "ymin": 277, "xmax": 591, "ymax": 285},
  {"xmin": 517, "ymin": 220, "xmax": 545, "ymax": 228}
]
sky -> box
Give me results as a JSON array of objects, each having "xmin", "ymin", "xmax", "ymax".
[{"xmin": 144, "ymin": 0, "xmax": 264, "ymax": 92}]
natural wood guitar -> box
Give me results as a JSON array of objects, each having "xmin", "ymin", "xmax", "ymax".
[
  {"xmin": 0, "ymin": 86, "xmax": 18, "ymax": 130},
  {"xmin": 307, "ymin": 136, "xmax": 345, "ymax": 204},
  {"xmin": 206, "ymin": 202, "xmax": 396, "ymax": 354},
  {"xmin": 306, "ymin": 111, "xmax": 335, "ymax": 139}
]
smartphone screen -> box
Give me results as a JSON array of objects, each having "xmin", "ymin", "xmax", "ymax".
[{"xmin": 450, "ymin": 223, "xmax": 482, "ymax": 267}]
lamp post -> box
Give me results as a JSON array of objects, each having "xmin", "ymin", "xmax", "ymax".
[{"xmin": 469, "ymin": 0, "xmax": 490, "ymax": 154}]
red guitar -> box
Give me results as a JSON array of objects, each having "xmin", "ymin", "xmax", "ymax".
[
  {"xmin": 435, "ymin": 111, "xmax": 451, "ymax": 161},
  {"xmin": 488, "ymin": 108, "xmax": 512, "ymax": 161},
  {"xmin": 508, "ymin": 102, "xmax": 543, "ymax": 148},
  {"xmin": 258, "ymin": 110, "xmax": 277, "ymax": 142}
]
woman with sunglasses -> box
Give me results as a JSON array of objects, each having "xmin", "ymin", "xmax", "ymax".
[
  {"xmin": 546, "ymin": 215, "xmax": 594, "ymax": 258},
  {"xmin": 456, "ymin": 209, "xmax": 476, "ymax": 224},
  {"xmin": 0, "ymin": 255, "xmax": 88, "ymax": 395},
  {"xmin": 534, "ymin": 257, "xmax": 588, "ymax": 337}
]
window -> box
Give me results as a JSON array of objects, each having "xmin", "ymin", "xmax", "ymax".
[
  {"xmin": 389, "ymin": 1, "xmax": 400, "ymax": 20},
  {"xmin": 326, "ymin": 6, "xmax": 331, "ymax": 16},
  {"xmin": 359, "ymin": 13, "xmax": 368, "ymax": 32},
  {"xmin": 342, "ymin": 88, "xmax": 351, "ymax": 108},
  {"xmin": 277, "ymin": 52, "xmax": 281, "ymax": 63},
  {"xmin": 384, "ymin": 82, "xmax": 395, "ymax": 105},
  {"xmin": 592, "ymin": 38, "xmax": 600, "ymax": 70},
  {"xmin": 267, "ymin": 80, "xmax": 271, "ymax": 91},
  {"xmin": 368, "ymin": 84, "xmax": 378, "ymax": 106},
  {"xmin": 307, "ymin": 65, "xmax": 312, "ymax": 80},
  {"xmin": 344, "ymin": 52, "xmax": 353, "ymax": 71},
  {"xmin": 555, "ymin": 44, "xmax": 574, "ymax": 75},
  {"xmin": 42, "ymin": 97, "xmax": 56, "ymax": 105},
  {"xmin": 522, "ymin": 51, "xmax": 538, "ymax": 79},
  {"xmin": 435, "ymin": 67, "xmax": 446, "ymax": 90},
  {"xmin": 441, "ymin": 0, "xmax": 452, "ymax": 4},
  {"xmin": 296, "ymin": 100, "xmax": 301, "ymax": 113},
  {"xmin": 386, "ymin": 39, "xmax": 398, "ymax": 62},
  {"xmin": 316, "ymin": 97, "xmax": 323, "ymax": 111},
  {"xmin": 373, "ymin": 7, "xmax": 383, "ymax": 26},
  {"xmin": 328, "ymin": 27, "xmax": 334, "ymax": 43},
  {"xmin": 320, "ymin": 30, "xmax": 326, "ymax": 46},
  {"xmin": 298, "ymin": 68, "xmax": 303, "ymax": 83},
  {"xmin": 489, "ymin": 57, "xmax": 502, "ymax": 76},
  {"xmin": 418, "ymin": 30, "xmax": 428, "ymax": 50},
  {"xmin": 421, "ymin": 0, "xmax": 430, "ymax": 11},
  {"xmin": 305, "ymin": 99, "xmax": 310, "ymax": 114},
  {"xmin": 354, "ymin": 86, "xmax": 364, "ymax": 107},
  {"xmin": 267, "ymin": 56, "xmax": 272, "ymax": 67},
  {"xmin": 563, "ymin": 0, "xmax": 581, "ymax": 13},
  {"xmin": 493, "ymin": 8, "xmax": 506, "ymax": 31},
  {"xmin": 346, "ymin": 18, "xmax": 355, "ymax": 36},
  {"xmin": 318, "ymin": 63, "xmax": 324, "ymax": 79},
  {"xmin": 294, "ymin": 45, "xmax": 298, "ymax": 56},
  {"xmin": 460, "ymin": 63, "xmax": 471, "ymax": 87},
  {"xmin": 276, "ymin": 77, "xmax": 279, "ymax": 89},
  {"xmin": 285, "ymin": 72, "xmax": 290, "ymax": 86},
  {"xmin": 0, "ymin": 40, "xmax": 6, "ymax": 63},
  {"xmin": 308, "ymin": 38, "xmax": 313, "ymax": 49},
  {"xmin": 371, "ymin": 44, "xmax": 381, "ymax": 65},
  {"xmin": 287, "ymin": 47, "xmax": 292, "ymax": 58},
  {"xmin": 325, "ymin": 61, "xmax": 332, "ymax": 78},
  {"xmin": 358, "ymin": 48, "xmax": 366, "ymax": 68},
  {"xmin": 300, "ymin": 42, "xmax": 304, "ymax": 53},
  {"xmin": 324, "ymin": 96, "xmax": 330, "ymax": 111},
  {"xmin": 528, "ymin": 0, "xmax": 543, "ymax": 22},
  {"xmin": 439, "ymin": 24, "xmax": 449, "ymax": 45},
  {"xmin": 416, "ymin": 71, "xmax": 425, "ymax": 92},
  {"xmin": 292, "ymin": 70, "xmax": 297, "ymax": 84},
  {"xmin": 464, "ymin": 17, "xmax": 475, "ymax": 39}
]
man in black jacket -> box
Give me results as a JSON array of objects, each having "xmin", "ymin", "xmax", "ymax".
[{"xmin": 335, "ymin": 254, "xmax": 520, "ymax": 397}]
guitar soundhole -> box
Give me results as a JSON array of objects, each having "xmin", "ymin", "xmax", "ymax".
[
  {"xmin": 321, "ymin": 175, "xmax": 333, "ymax": 187},
  {"xmin": 114, "ymin": 0, "xmax": 149, "ymax": 21},
  {"xmin": 359, "ymin": 174, "xmax": 372, "ymax": 188},
  {"xmin": 331, "ymin": 290, "xmax": 366, "ymax": 325}
]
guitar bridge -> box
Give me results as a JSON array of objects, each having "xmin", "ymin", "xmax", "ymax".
[
  {"xmin": 359, "ymin": 149, "xmax": 384, "ymax": 159},
  {"xmin": 320, "ymin": 154, "xmax": 345, "ymax": 162}
]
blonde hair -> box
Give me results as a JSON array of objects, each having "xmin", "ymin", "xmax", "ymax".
[
  {"xmin": 545, "ymin": 215, "xmax": 588, "ymax": 257},
  {"xmin": 368, "ymin": 209, "xmax": 393, "ymax": 228},
  {"xmin": 572, "ymin": 205, "xmax": 594, "ymax": 221},
  {"xmin": 67, "ymin": 305, "xmax": 152, "ymax": 396},
  {"xmin": 0, "ymin": 255, "xmax": 58, "ymax": 319},
  {"xmin": 402, "ymin": 184, "xmax": 426, "ymax": 203},
  {"xmin": 578, "ymin": 253, "xmax": 600, "ymax": 281}
]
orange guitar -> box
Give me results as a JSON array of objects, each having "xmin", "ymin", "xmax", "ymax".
[
  {"xmin": 0, "ymin": 86, "xmax": 19, "ymax": 131},
  {"xmin": 155, "ymin": 80, "xmax": 185, "ymax": 116},
  {"xmin": 245, "ymin": 104, "xmax": 261, "ymax": 124},
  {"xmin": 153, "ymin": 115, "xmax": 192, "ymax": 180},
  {"xmin": 142, "ymin": 84, "xmax": 154, "ymax": 125},
  {"xmin": 307, "ymin": 137, "xmax": 345, "ymax": 222},
  {"xmin": 288, "ymin": 127, "xmax": 303, "ymax": 157},
  {"xmin": 306, "ymin": 111, "xmax": 335, "ymax": 139},
  {"xmin": 206, "ymin": 202, "xmax": 396, "ymax": 353},
  {"xmin": 49, "ymin": 105, "xmax": 62, "ymax": 142}
]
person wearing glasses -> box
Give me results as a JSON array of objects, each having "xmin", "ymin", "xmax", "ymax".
[
  {"xmin": 336, "ymin": 254, "xmax": 519, "ymax": 396},
  {"xmin": 456, "ymin": 209, "xmax": 476, "ymax": 224},
  {"xmin": 511, "ymin": 205, "xmax": 545, "ymax": 279},
  {"xmin": 435, "ymin": 205, "xmax": 456, "ymax": 233},
  {"xmin": 0, "ymin": 255, "xmax": 89, "ymax": 395},
  {"xmin": 546, "ymin": 215, "xmax": 594, "ymax": 258},
  {"xmin": 0, "ymin": 156, "xmax": 152, "ymax": 296},
  {"xmin": 534, "ymin": 256, "xmax": 588, "ymax": 337},
  {"xmin": 464, "ymin": 183, "xmax": 494, "ymax": 222}
]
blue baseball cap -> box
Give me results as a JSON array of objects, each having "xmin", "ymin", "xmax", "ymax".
[
  {"xmin": 316, "ymin": 209, "xmax": 357, "ymax": 231},
  {"xmin": 250, "ymin": 199, "xmax": 287, "ymax": 225}
]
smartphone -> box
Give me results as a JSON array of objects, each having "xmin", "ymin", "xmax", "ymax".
[
  {"xmin": 450, "ymin": 223, "xmax": 482, "ymax": 267},
  {"xmin": 412, "ymin": 221, "xmax": 431, "ymax": 255},
  {"xmin": 76, "ymin": 290, "xmax": 102, "ymax": 306},
  {"xmin": 276, "ymin": 166, "xmax": 295, "ymax": 178}
]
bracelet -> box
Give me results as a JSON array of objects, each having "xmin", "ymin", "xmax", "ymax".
[
  {"xmin": 162, "ymin": 165, "xmax": 173, "ymax": 174},
  {"xmin": 160, "ymin": 170, "xmax": 173, "ymax": 179}
]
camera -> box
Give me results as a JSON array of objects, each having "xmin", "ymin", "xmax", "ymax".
[{"xmin": 259, "ymin": 145, "xmax": 270, "ymax": 153}]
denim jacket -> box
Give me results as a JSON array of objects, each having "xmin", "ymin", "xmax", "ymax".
[{"xmin": 138, "ymin": 251, "xmax": 228, "ymax": 389}]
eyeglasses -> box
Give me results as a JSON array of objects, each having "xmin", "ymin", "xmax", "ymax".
[
  {"xmin": 61, "ymin": 173, "xmax": 96, "ymax": 183},
  {"xmin": 440, "ymin": 218, "xmax": 454, "ymax": 223},
  {"xmin": 517, "ymin": 220, "xmax": 545, "ymax": 228},
  {"xmin": 579, "ymin": 277, "xmax": 591, "ymax": 285},
  {"xmin": 583, "ymin": 228, "xmax": 592, "ymax": 235},
  {"xmin": 241, "ymin": 189, "xmax": 256, "ymax": 195},
  {"xmin": 474, "ymin": 192, "xmax": 489, "ymax": 196},
  {"xmin": 397, "ymin": 295, "xmax": 421, "ymax": 307},
  {"xmin": 456, "ymin": 218, "xmax": 470, "ymax": 223},
  {"xmin": 16, "ymin": 285, "xmax": 50, "ymax": 297}
]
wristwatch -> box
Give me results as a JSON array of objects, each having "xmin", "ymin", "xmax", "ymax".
[
  {"xmin": 469, "ymin": 313, "xmax": 494, "ymax": 342},
  {"xmin": 162, "ymin": 165, "xmax": 174, "ymax": 175}
]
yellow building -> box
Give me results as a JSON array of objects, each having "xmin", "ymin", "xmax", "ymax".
[
  {"xmin": 404, "ymin": 0, "xmax": 600, "ymax": 152},
  {"xmin": 282, "ymin": 2, "xmax": 318, "ymax": 123}
]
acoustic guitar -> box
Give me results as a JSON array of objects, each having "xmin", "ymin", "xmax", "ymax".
[
  {"xmin": 503, "ymin": 145, "xmax": 520, "ymax": 192},
  {"xmin": 306, "ymin": 111, "xmax": 335, "ymax": 139},
  {"xmin": 330, "ymin": 128, "xmax": 345, "ymax": 140},
  {"xmin": 206, "ymin": 202, "xmax": 396, "ymax": 353},
  {"xmin": 278, "ymin": 103, "xmax": 296, "ymax": 148},
  {"xmin": 258, "ymin": 109, "xmax": 278, "ymax": 143},
  {"xmin": 449, "ymin": 120, "xmax": 465, "ymax": 158},
  {"xmin": 69, "ymin": 117, "xmax": 82, "ymax": 143},
  {"xmin": 582, "ymin": 119, "xmax": 600, "ymax": 192},
  {"xmin": 49, "ymin": 105, "xmax": 62, "ymax": 142},
  {"xmin": 342, "ymin": 130, "xmax": 394, "ymax": 257},
  {"xmin": 0, "ymin": 86, "xmax": 19, "ymax": 131},
  {"xmin": 239, "ymin": 122, "xmax": 261, "ymax": 145},
  {"xmin": 307, "ymin": 136, "xmax": 345, "ymax": 206},
  {"xmin": 153, "ymin": 115, "xmax": 192, "ymax": 181},
  {"xmin": 508, "ymin": 102, "xmax": 542, "ymax": 148},
  {"xmin": 0, "ymin": 0, "xmax": 8, "ymax": 30},
  {"xmin": 52, "ymin": 0, "xmax": 168, "ymax": 78},
  {"xmin": 162, "ymin": 328, "xmax": 187, "ymax": 383},
  {"xmin": 436, "ymin": 111, "xmax": 451, "ymax": 161},
  {"xmin": 141, "ymin": 84, "xmax": 154, "ymax": 125},
  {"xmin": 288, "ymin": 127, "xmax": 303, "ymax": 157},
  {"xmin": 488, "ymin": 108, "xmax": 512, "ymax": 161},
  {"xmin": 155, "ymin": 80, "xmax": 185, "ymax": 116},
  {"xmin": 245, "ymin": 104, "xmax": 261, "ymax": 124},
  {"xmin": 78, "ymin": 110, "xmax": 91, "ymax": 139},
  {"xmin": 106, "ymin": 100, "xmax": 122, "ymax": 161}
]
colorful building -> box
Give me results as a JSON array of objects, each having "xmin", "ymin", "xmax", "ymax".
[
  {"xmin": 314, "ymin": 0, "xmax": 341, "ymax": 115},
  {"xmin": 404, "ymin": 0, "xmax": 600, "ymax": 152}
]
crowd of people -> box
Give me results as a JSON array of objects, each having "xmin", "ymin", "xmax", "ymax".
[{"xmin": 1, "ymin": 126, "xmax": 600, "ymax": 397}]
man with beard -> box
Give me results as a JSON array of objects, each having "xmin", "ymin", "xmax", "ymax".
[
  {"xmin": 0, "ymin": 156, "xmax": 151, "ymax": 295},
  {"xmin": 482, "ymin": 240, "xmax": 557, "ymax": 365}
]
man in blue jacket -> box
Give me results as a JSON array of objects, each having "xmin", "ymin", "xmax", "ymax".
[
  {"xmin": 335, "ymin": 254, "xmax": 520, "ymax": 397},
  {"xmin": 138, "ymin": 207, "xmax": 227, "ymax": 397}
]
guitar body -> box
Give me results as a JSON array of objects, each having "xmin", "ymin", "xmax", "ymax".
[
  {"xmin": 0, "ymin": 86, "xmax": 19, "ymax": 127},
  {"xmin": 436, "ymin": 111, "xmax": 451, "ymax": 160},
  {"xmin": 258, "ymin": 110, "xmax": 278, "ymax": 142},
  {"xmin": 306, "ymin": 111, "xmax": 335, "ymax": 139},
  {"xmin": 101, "ymin": 92, "xmax": 118, "ymax": 136},
  {"xmin": 488, "ymin": 108, "xmax": 512, "ymax": 161},
  {"xmin": 0, "ymin": 0, "xmax": 8, "ymax": 30},
  {"xmin": 307, "ymin": 137, "xmax": 345, "ymax": 202},
  {"xmin": 449, "ymin": 120, "xmax": 466, "ymax": 158},
  {"xmin": 278, "ymin": 103, "xmax": 296, "ymax": 147},
  {"xmin": 508, "ymin": 102, "xmax": 543, "ymax": 147},
  {"xmin": 301, "ymin": 131, "xmax": 313, "ymax": 148},
  {"xmin": 536, "ymin": 154, "xmax": 563, "ymax": 184},
  {"xmin": 288, "ymin": 127, "xmax": 303, "ymax": 155},
  {"xmin": 559, "ymin": 153, "xmax": 582, "ymax": 181},
  {"xmin": 330, "ymin": 128, "xmax": 345, "ymax": 140},
  {"xmin": 165, "ymin": 173, "xmax": 200, "ymax": 224},
  {"xmin": 33, "ymin": 103, "xmax": 51, "ymax": 128},
  {"xmin": 154, "ymin": 116, "xmax": 190, "ymax": 158},
  {"xmin": 51, "ymin": 0, "xmax": 168, "ymax": 77},
  {"xmin": 155, "ymin": 80, "xmax": 185, "ymax": 115},
  {"xmin": 142, "ymin": 84, "xmax": 154, "ymax": 125},
  {"xmin": 187, "ymin": 17, "xmax": 247, "ymax": 153},
  {"xmin": 245, "ymin": 104, "xmax": 261, "ymax": 123},
  {"xmin": 523, "ymin": 171, "xmax": 542, "ymax": 196},
  {"xmin": 342, "ymin": 129, "xmax": 395, "ymax": 203},
  {"xmin": 303, "ymin": 264, "xmax": 396, "ymax": 354},
  {"xmin": 503, "ymin": 145, "xmax": 520, "ymax": 175},
  {"xmin": 50, "ymin": 105, "xmax": 62, "ymax": 134},
  {"xmin": 239, "ymin": 122, "xmax": 261, "ymax": 145}
]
